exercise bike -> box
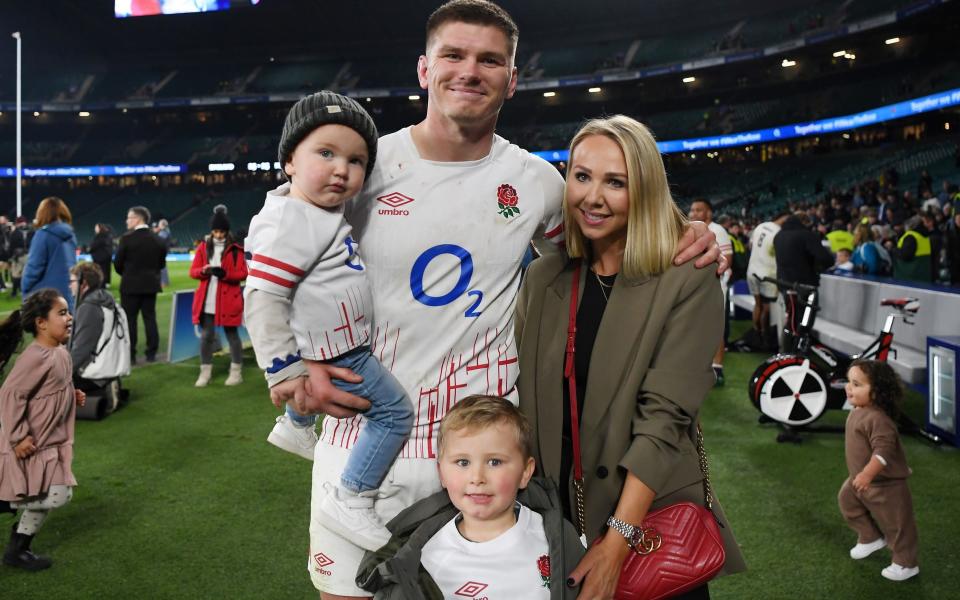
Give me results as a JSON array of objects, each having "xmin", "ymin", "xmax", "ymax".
[{"xmin": 747, "ymin": 275, "xmax": 918, "ymax": 439}]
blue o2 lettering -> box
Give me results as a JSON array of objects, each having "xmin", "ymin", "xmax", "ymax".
[
  {"xmin": 344, "ymin": 236, "xmax": 363, "ymax": 271},
  {"xmin": 465, "ymin": 290, "xmax": 483, "ymax": 317},
  {"xmin": 410, "ymin": 244, "xmax": 483, "ymax": 318}
]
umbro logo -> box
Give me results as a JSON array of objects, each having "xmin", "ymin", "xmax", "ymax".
[
  {"xmin": 313, "ymin": 552, "xmax": 334, "ymax": 575},
  {"xmin": 377, "ymin": 192, "xmax": 414, "ymax": 216},
  {"xmin": 455, "ymin": 581, "xmax": 488, "ymax": 597}
]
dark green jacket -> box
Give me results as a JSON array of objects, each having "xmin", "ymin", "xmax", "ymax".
[{"xmin": 356, "ymin": 477, "xmax": 585, "ymax": 599}]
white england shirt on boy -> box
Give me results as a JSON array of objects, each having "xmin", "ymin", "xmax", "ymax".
[
  {"xmin": 245, "ymin": 183, "xmax": 373, "ymax": 362},
  {"xmin": 421, "ymin": 504, "xmax": 552, "ymax": 599},
  {"xmin": 322, "ymin": 127, "xmax": 565, "ymax": 458}
]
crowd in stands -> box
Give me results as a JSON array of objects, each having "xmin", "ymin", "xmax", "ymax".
[{"xmin": 716, "ymin": 166, "xmax": 960, "ymax": 287}]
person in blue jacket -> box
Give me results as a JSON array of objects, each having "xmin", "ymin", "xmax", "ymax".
[
  {"xmin": 22, "ymin": 197, "xmax": 77, "ymax": 312},
  {"xmin": 851, "ymin": 222, "xmax": 891, "ymax": 276}
]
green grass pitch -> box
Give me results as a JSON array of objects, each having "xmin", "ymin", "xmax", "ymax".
[{"xmin": 0, "ymin": 261, "xmax": 956, "ymax": 597}]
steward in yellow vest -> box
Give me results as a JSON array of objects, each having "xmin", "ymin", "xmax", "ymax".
[{"xmin": 895, "ymin": 227, "xmax": 932, "ymax": 282}]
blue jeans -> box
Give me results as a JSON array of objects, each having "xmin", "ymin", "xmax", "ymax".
[{"xmin": 286, "ymin": 346, "xmax": 413, "ymax": 493}]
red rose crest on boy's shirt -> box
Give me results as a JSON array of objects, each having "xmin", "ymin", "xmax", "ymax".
[
  {"xmin": 497, "ymin": 183, "xmax": 520, "ymax": 219},
  {"xmin": 537, "ymin": 554, "xmax": 551, "ymax": 588}
]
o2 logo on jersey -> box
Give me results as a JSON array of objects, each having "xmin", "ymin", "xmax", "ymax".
[
  {"xmin": 344, "ymin": 236, "xmax": 363, "ymax": 271},
  {"xmin": 410, "ymin": 244, "xmax": 483, "ymax": 318}
]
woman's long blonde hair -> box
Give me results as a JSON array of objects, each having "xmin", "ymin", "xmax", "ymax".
[
  {"xmin": 563, "ymin": 115, "xmax": 687, "ymax": 279},
  {"xmin": 852, "ymin": 222, "xmax": 874, "ymax": 247}
]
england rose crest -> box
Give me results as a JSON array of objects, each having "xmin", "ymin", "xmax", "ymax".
[
  {"xmin": 497, "ymin": 183, "xmax": 520, "ymax": 219},
  {"xmin": 537, "ymin": 554, "xmax": 550, "ymax": 588}
]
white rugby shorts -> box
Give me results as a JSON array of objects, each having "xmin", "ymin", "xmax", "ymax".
[
  {"xmin": 746, "ymin": 269, "xmax": 778, "ymax": 301},
  {"xmin": 308, "ymin": 443, "xmax": 442, "ymax": 596}
]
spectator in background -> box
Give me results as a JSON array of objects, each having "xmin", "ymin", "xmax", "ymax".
[
  {"xmin": 938, "ymin": 181, "xmax": 954, "ymax": 208},
  {"xmin": 689, "ymin": 198, "xmax": 732, "ymax": 385},
  {"xmin": 945, "ymin": 210, "xmax": 960, "ymax": 286},
  {"xmin": 920, "ymin": 189, "xmax": 940, "ymax": 215},
  {"xmin": 852, "ymin": 222, "xmax": 891, "ymax": 276},
  {"xmin": 718, "ymin": 214, "xmax": 749, "ymax": 282},
  {"xmin": 877, "ymin": 193, "xmax": 894, "ymax": 225},
  {"xmin": 189, "ymin": 206, "xmax": 247, "ymax": 387},
  {"xmin": 774, "ymin": 212, "xmax": 834, "ymax": 351},
  {"xmin": 89, "ymin": 224, "xmax": 114, "ymax": 289},
  {"xmin": 68, "ymin": 262, "xmax": 127, "ymax": 398},
  {"xmin": 894, "ymin": 212, "xmax": 938, "ymax": 283},
  {"xmin": 747, "ymin": 213, "xmax": 787, "ymax": 347},
  {"xmin": 22, "ymin": 197, "xmax": 78, "ymax": 312},
  {"xmin": 826, "ymin": 219, "xmax": 854, "ymax": 253},
  {"xmin": 774, "ymin": 212, "xmax": 834, "ymax": 288},
  {"xmin": 154, "ymin": 219, "xmax": 173, "ymax": 288},
  {"xmin": 8, "ymin": 217, "xmax": 31, "ymax": 298},
  {"xmin": 834, "ymin": 248, "xmax": 854, "ymax": 271},
  {"xmin": 114, "ymin": 206, "xmax": 167, "ymax": 363},
  {"xmin": 890, "ymin": 192, "xmax": 914, "ymax": 234}
]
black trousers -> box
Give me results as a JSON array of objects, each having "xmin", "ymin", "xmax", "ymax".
[
  {"xmin": 121, "ymin": 292, "xmax": 159, "ymax": 360},
  {"xmin": 95, "ymin": 260, "xmax": 112, "ymax": 287}
]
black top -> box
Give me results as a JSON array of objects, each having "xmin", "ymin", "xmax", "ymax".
[
  {"xmin": 89, "ymin": 231, "xmax": 114, "ymax": 264},
  {"xmin": 113, "ymin": 228, "xmax": 168, "ymax": 295},
  {"xmin": 559, "ymin": 266, "xmax": 616, "ymax": 520},
  {"xmin": 773, "ymin": 216, "xmax": 833, "ymax": 287}
]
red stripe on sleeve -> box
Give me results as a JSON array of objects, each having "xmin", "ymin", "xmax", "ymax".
[
  {"xmin": 252, "ymin": 254, "xmax": 307, "ymax": 277},
  {"xmin": 544, "ymin": 223, "xmax": 564, "ymax": 239},
  {"xmin": 249, "ymin": 269, "xmax": 295, "ymax": 288}
]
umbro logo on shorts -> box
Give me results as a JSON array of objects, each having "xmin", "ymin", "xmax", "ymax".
[
  {"xmin": 313, "ymin": 552, "xmax": 334, "ymax": 575},
  {"xmin": 377, "ymin": 192, "xmax": 414, "ymax": 216},
  {"xmin": 455, "ymin": 581, "xmax": 488, "ymax": 597}
]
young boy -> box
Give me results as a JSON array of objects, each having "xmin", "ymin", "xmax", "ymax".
[
  {"xmin": 356, "ymin": 395, "xmax": 584, "ymax": 599},
  {"xmin": 244, "ymin": 91, "xmax": 413, "ymax": 551}
]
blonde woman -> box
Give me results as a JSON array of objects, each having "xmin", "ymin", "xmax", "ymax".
[
  {"xmin": 22, "ymin": 197, "xmax": 77, "ymax": 312},
  {"xmin": 516, "ymin": 116, "xmax": 746, "ymax": 599},
  {"xmin": 851, "ymin": 221, "xmax": 889, "ymax": 275}
]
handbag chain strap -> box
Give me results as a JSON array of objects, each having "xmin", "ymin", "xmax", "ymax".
[
  {"xmin": 565, "ymin": 260, "xmax": 714, "ymax": 540},
  {"xmin": 696, "ymin": 424, "xmax": 714, "ymax": 510},
  {"xmin": 565, "ymin": 261, "xmax": 587, "ymax": 538}
]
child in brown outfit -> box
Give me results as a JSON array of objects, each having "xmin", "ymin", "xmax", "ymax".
[
  {"xmin": 0, "ymin": 288, "xmax": 85, "ymax": 571},
  {"xmin": 837, "ymin": 359, "xmax": 919, "ymax": 581}
]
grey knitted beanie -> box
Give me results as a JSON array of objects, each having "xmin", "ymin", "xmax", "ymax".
[{"xmin": 278, "ymin": 91, "xmax": 378, "ymax": 180}]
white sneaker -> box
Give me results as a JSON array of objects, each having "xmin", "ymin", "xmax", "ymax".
[
  {"xmin": 850, "ymin": 537, "xmax": 886, "ymax": 559},
  {"xmin": 317, "ymin": 483, "xmax": 391, "ymax": 552},
  {"xmin": 881, "ymin": 563, "xmax": 919, "ymax": 581},
  {"xmin": 266, "ymin": 415, "xmax": 317, "ymax": 461}
]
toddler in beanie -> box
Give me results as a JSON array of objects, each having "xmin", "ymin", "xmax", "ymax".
[{"xmin": 243, "ymin": 91, "xmax": 413, "ymax": 552}]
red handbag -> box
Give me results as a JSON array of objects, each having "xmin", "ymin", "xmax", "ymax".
[{"xmin": 565, "ymin": 260, "xmax": 725, "ymax": 600}]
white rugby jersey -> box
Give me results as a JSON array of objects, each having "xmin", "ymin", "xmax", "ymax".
[
  {"xmin": 245, "ymin": 183, "xmax": 373, "ymax": 361},
  {"xmin": 322, "ymin": 127, "xmax": 565, "ymax": 458},
  {"xmin": 421, "ymin": 505, "xmax": 552, "ymax": 599},
  {"xmin": 709, "ymin": 221, "xmax": 732, "ymax": 291},
  {"xmin": 748, "ymin": 221, "xmax": 781, "ymax": 277}
]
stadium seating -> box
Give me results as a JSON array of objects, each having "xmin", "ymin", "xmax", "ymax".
[{"xmin": 249, "ymin": 61, "xmax": 342, "ymax": 94}]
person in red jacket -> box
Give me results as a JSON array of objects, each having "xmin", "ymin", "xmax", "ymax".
[{"xmin": 189, "ymin": 205, "xmax": 247, "ymax": 387}]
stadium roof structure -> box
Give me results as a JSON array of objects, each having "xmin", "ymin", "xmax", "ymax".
[{"xmin": 8, "ymin": 0, "xmax": 819, "ymax": 62}]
